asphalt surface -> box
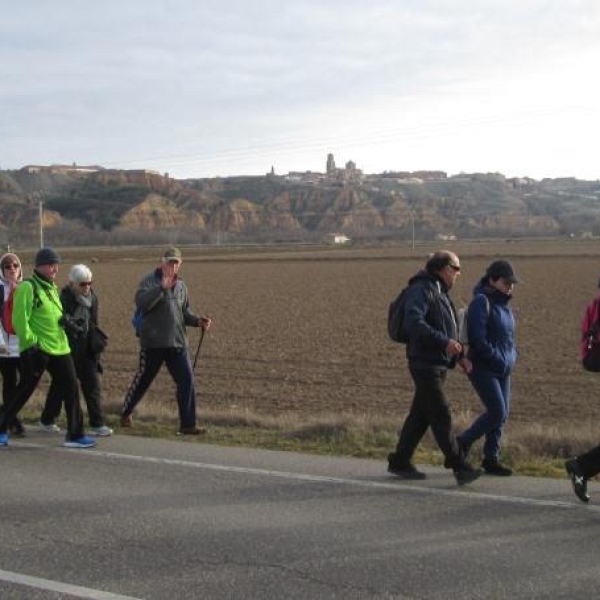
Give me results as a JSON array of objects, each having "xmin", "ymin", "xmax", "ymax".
[{"xmin": 1, "ymin": 429, "xmax": 599, "ymax": 599}]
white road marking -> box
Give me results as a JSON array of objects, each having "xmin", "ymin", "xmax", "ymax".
[
  {"xmin": 13, "ymin": 440, "xmax": 591, "ymax": 510},
  {"xmin": 76, "ymin": 448, "xmax": 594, "ymax": 512},
  {"xmin": 0, "ymin": 568, "xmax": 141, "ymax": 599}
]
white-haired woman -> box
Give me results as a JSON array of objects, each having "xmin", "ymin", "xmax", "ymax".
[{"xmin": 39, "ymin": 264, "xmax": 112, "ymax": 436}]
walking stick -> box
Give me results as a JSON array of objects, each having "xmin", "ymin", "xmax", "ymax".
[{"xmin": 193, "ymin": 326, "xmax": 206, "ymax": 370}]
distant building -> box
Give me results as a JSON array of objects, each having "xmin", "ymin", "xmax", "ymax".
[
  {"xmin": 396, "ymin": 177, "xmax": 423, "ymax": 185},
  {"xmin": 411, "ymin": 170, "xmax": 447, "ymax": 180},
  {"xmin": 326, "ymin": 153, "xmax": 336, "ymax": 173},
  {"xmin": 324, "ymin": 153, "xmax": 363, "ymax": 183},
  {"xmin": 326, "ymin": 233, "xmax": 351, "ymax": 244},
  {"xmin": 285, "ymin": 171, "xmax": 323, "ymax": 185},
  {"xmin": 22, "ymin": 163, "xmax": 104, "ymax": 174}
]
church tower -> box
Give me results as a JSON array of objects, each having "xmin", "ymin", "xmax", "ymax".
[{"xmin": 326, "ymin": 153, "xmax": 336, "ymax": 173}]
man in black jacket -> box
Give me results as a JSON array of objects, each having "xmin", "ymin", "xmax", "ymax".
[{"xmin": 387, "ymin": 250, "xmax": 482, "ymax": 485}]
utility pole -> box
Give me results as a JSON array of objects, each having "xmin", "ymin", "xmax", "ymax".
[
  {"xmin": 411, "ymin": 213, "xmax": 415, "ymax": 251},
  {"xmin": 39, "ymin": 201, "xmax": 44, "ymax": 248}
]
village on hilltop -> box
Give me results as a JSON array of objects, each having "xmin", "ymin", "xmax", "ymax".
[{"xmin": 20, "ymin": 152, "xmax": 537, "ymax": 190}]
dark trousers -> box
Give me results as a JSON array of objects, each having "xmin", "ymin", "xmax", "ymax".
[
  {"xmin": 0, "ymin": 357, "xmax": 21, "ymax": 404},
  {"xmin": 460, "ymin": 369, "xmax": 511, "ymax": 461},
  {"xmin": 576, "ymin": 445, "xmax": 600, "ymax": 479},
  {"xmin": 0, "ymin": 351, "xmax": 84, "ymax": 440},
  {"xmin": 122, "ymin": 347, "xmax": 197, "ymax": 429},
  {"xmin": 42, "ymin": 352, "xmax": 104, "ymax": 428},
  {"xmin": 0, "ymin": 357, "xmax": 23, "ymax": 428},
  {"xmin": 394, "ymin": 365, "xmax": 462, "ymax": 469}
]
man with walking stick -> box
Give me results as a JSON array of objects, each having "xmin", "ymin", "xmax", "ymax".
[{"xmin": 121, "ymin": 247, "xmax": 211, "ymax": 435}]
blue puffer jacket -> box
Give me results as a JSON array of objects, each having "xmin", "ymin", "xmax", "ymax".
[
  {"xmin": 466, "ymin": 279, "xmax": 517, "ymax": 376},
  {"xmin": 403, "ymin": 270, "xmax": 460, "ymax": 369}
]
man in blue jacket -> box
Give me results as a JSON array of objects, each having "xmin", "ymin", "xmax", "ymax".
[{"xmin": 387, "ymin": 250, "xmax": 482, "ymax": 485}]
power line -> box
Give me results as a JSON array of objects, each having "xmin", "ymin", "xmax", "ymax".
[{"xmin": 106, "ymin": 107, "xmax": 564, "ymax": 172}]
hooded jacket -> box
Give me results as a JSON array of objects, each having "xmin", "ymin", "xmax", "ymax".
[
  {"xmin": 466, "ymin": 278, "xmax": 517, "ymax": 376},
  {"xmin": 0, "ymin": 252, "xmax": 23, "ymax": 357},
  {"xmin": 402, "ymin": 270, "xmax": 460, "ymax": 368}
]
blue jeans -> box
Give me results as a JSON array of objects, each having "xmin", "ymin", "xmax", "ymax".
[
  {"xmin": 460, "ymin": 369, "xmax": 511, "ymax": 461},
  {"xmin": 122, "ymin": 347, "xmax": 197, "ymax": 429}
]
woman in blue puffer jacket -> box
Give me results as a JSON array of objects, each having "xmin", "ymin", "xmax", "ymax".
[{"xmin": 457, "ymin": 260, "xmax": 519, "ymax": 476}]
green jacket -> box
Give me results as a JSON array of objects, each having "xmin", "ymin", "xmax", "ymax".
[{"xmin": 12, "ymin": 272, "xmax": 70, "ymax": 355}]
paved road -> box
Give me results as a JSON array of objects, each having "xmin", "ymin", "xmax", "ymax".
[{"xmin": 0, "ymin": 430, "xmax": 598, "ymax": 599}]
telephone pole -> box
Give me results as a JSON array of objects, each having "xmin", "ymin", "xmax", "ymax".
[{"xmin": 39, "ymin": 201, "xmax": 44, "ymax": 248}]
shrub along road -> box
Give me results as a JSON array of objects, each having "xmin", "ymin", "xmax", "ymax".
[{"xmin": 0, "ymin": 431, "xmax": 597, "ymax": 599}]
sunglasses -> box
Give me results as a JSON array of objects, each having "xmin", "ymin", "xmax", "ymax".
[
  {"xmin": 2, "ymin": 263, "xmax": 19, "ymax": 270},
  {"xmin": 79, "ymin": 281, "xmax": 93, "ymax": 287}
]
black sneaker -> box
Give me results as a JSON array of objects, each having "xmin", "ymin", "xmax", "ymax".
[
  {"xmin": 457, "ymin": 436, "xmax": 471, "ymax": 461},
  {"xmin": 9, "ymin": 419, "xmax": 26, "ymax": 438},
  {"xmin": 565, "ymin": 458, "xmax": 590, "ymax": 503},
  {"xmin": 177, "ymin": 426, "xmax": 207, "ymax": 435},
  {"xmin": 454, "ymin": 464, "xmax": 482, "ymax": 486},
  {"xmin": 482, "ymin": 458, "xmax": 513, "ymax": 476},
  {"xmin": 444, "ymin": 436, "xmax": 471, "ymax": 469},
  {"xmin": 387, "ymin": 454, "xmax": 426, "ymax": 480}
]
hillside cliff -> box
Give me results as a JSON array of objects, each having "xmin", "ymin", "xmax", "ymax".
[{"xmin": 1, "ymin": 168, "xmax": 599, "ymax": 244}]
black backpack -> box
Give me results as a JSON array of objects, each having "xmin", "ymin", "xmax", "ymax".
[
  {"xmin": 388, "ymin": 282, "xmax": 436, "ymax": 344},
  {"xmin": 387, "ymin": 286, "xmax": 411, "ymax": 343}
]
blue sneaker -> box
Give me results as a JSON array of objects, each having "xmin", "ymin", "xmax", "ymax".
[
  {"xmin": 0, "ymin": 432, "xmax": 9, "ymax": 446},
  {"xmin": 63, "ymin": 435, "xmax": 97, "ymax": 449}
]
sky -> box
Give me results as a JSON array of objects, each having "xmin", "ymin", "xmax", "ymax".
[{"xmin": 2, "ymin": 1, "xmax": 600, "ymax": 180}]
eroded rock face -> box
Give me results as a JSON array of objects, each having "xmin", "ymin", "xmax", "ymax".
[
  {"xmin": 120, "ymin": 194, "xmax": 206, "ymax": 230},
  {"xmin": 0, "ymin": 168, "xmax": 589, "ymax": 240}
]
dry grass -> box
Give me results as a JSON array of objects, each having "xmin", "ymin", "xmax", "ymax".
[{"xmin": 16, "ymin": 392, "xmax": 591, "ymax": 477}]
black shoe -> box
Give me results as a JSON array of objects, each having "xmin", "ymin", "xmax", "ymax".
[
  {"xmin": 454, "ymin": 464, "xmax": 482, "ymax": 486},
  {"xmin": 482, "ymin": 458, "xmax": 513, "ymax": 476},
  {"xmin": 565, "ymin": 458, "xmax": 590, "ymax": 503},
  {"xmin": 444, "ymin": 436, "xmax": 471, "ymax": 469},
  {"xmin": 457, "ymin": 436, "xmax": 471, "ymax": 461},
  {"xmin": 9, "ymin": 419, "xmax": 26, "ymax": 438},
  {"xmin": 178, "ymin": 426, "xmax": 207, "ymax": 435},
  {"xmin": 387, "ymin": 454, "xmax": 426, "ymax": 480}
]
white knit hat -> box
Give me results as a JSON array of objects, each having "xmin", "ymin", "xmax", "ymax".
[{"xmin": 68, "ymin": 264, "xmax": 92, "ymax": 283}]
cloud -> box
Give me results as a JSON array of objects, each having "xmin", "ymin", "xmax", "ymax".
[{"xmin": 1, "ymin": 1, "xmax": 600, "ymax": 178}]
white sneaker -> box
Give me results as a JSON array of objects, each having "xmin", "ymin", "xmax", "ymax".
[
  {"xmin": 89, "ymin": 425, "xmax": 113, "ymax": 437},
  {"xmin": 38, "ymin": 421, "xmax": 61, "ymax": 433}
]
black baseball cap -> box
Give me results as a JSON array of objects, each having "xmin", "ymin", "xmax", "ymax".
[{"xmin": 486, "ymin": 260, "xmax": 520, "ymax": 283}]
